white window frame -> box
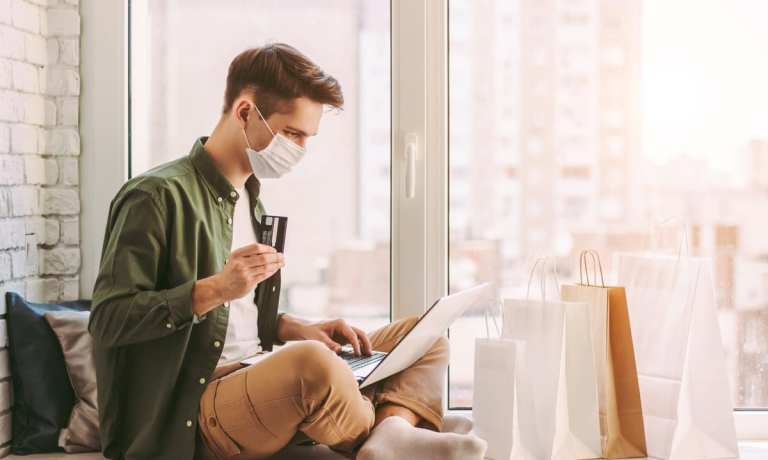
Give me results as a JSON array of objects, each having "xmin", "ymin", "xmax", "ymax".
[
  {"xmin": 390, "ymin": 0, "xmax": 448, "ymax": 321},
  {"xmin": 79, "ymin": 0, "xmax": 767, "ymax": 441},
  {"xmin": 80, "ymin": 0, "xmax": 130, "ymax": 295}
]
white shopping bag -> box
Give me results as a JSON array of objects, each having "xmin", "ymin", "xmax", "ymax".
[
  {"xmin": 474, "ymin": 337, "xmax": 525, "ymax": 460},
  {"xmin": 503, "ymin": 258, "xmax": 602, "ymax": 460},
  {"xmin": 615, "ymin": 252, "xmax": 738, "ymax": 460}
]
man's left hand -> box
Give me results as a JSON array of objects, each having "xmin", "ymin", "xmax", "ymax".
[
  {"xmin": 302, "ymin": 318, "xmax": 373, "ymax": 356},
  {"xmin": 277, "ymin": 314, "xmax": 372, "ymax": 356}
]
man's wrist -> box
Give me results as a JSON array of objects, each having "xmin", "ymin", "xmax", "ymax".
[
  {"xmin": 276, "ymin": 313, "xmax": 308, "ymax": 342},
  {"xmin": 192, "ymin": 275, "xmax": 226, "ymax": 317}
]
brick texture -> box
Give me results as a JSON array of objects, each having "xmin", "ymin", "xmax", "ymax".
[
  {"xmin": 0, "ymin": 0, "xmax": 81, "ymax": 452},
  {"xmin": 0, "ymin": 0, "xmax": 81, "ymax": 305}
]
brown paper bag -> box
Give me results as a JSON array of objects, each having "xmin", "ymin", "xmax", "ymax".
[{"xmin": 560, "ymin": 250, "xmax": 647, "ymax": 459}]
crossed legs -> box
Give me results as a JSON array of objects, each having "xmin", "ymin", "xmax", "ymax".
[{"xmin": 197, "ymin": 316, "xmax": 451, "ymax": 459}]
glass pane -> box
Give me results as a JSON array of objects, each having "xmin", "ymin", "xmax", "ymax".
[
  {"xmin": 131, "ymin": 0, "xmax": 391, "ymax": 331},
  {"xmin": 449, "ymin": 0, "xmax": 768, "ymax": 409}
]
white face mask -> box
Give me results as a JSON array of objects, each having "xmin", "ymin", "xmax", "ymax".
[{"xmin": 242, "ymin": 103, "xmax": 306, "ymax": 178}]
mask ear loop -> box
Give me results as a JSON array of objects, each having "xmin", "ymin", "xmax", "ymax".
[
  {"xmin": 241, "ymin": 126, "xmax": 254, "ymax": 150},
  {"xmin": 243, "ymin": 102, "xmax": 277, "ymax": 152},
  {"xmin": 251, "ymin": 103, "xmax": 276, "ymax": 136}
]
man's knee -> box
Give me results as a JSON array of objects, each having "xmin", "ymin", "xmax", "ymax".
[
  {"xmin": 285, "ymin": 341, "xmax": 374, "ymax": 448},
  {"xmin": 287, "ymin": 340, "xmax": 354, "ymax": 392},
  {"xmin": 401, "ymin": 315, "xmax": 420, "ymax": 329},
  {"xmin": 428, "ymin": 335, "xmax": 450, "ymax": 364}
]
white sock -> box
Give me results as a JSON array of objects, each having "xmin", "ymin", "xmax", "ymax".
[
  {"xmin": 357, "ymin": 416, "xmax": 487, "ymax": 460},
  {"xmin": 441, "ymin": 414, "xmax": 474, "ymax": 434}
]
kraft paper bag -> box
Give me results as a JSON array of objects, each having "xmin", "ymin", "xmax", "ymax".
[
  {"xmin": 615, "ymin": 253, "xmax": 738, "ymax": 460},
  {"xmin": 473, "ymin": 337, "xmax": 525, "ymax": 460},
  {"xmin": 503, "ymin": 258, "xmax": 602, "ymax": 460},
  {"xmin": 560, "ymin": 250, "xmax": 647, "ymax": 459}
]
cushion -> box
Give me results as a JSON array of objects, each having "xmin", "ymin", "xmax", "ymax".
[
  {"xmin": 44, "ymin": 310, "xmax": 100, "ymax": 453},
  {"xmin": 5, "ymin": 292, "xmax": 90, "ymax": 454}
]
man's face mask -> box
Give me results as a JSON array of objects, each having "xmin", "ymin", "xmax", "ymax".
[{"xmin": 242, "ymin": 103, "xmax": 306, "ymax": 178}]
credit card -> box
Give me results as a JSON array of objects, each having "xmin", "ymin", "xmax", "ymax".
[{"xmin": 259, "ymin": 215, "xmax": 287, "ymax": 253}]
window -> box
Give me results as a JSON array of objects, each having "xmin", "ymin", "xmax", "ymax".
[
  {"xmin": 447, "ymin": 0, "xmax": 768, "ymax": 414},
  {"xmin": 81, "ymin": 0, "xmax": 768, "ymax": 436},
  {"xmin": 129, "ymin": 0, "xmax": 391, "ymax": 331}
]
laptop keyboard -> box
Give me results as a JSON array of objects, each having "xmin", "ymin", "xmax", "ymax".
[{"xmin": 339, "ymin": 349, "xmax": 387, "ymax": 370}]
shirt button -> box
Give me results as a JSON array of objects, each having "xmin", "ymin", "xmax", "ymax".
[
  {"xmin": 186, "ymin": 419, "xmax": 193, "ymax": 427},
  {"xmin": 214, "ymin": 340, "xmax": 221, "ymax": 348},
  {"xmin": 223, "ymin": 301, "xmax": 230, "ymax": 308},
  {"xmin": 216, "ymin": 196, "xmax": 223, "ymax": 203},
  {"xmin": 230, "ymin": 191, "xmax": 237, "ymax": 198},
  {"xmin": 199, "ymin": 377, "xmax": 206, "ymax": 384},
  {"xmin": 166, "ymin": 322, "xmax": 172, "ymax": 329},
  {"xmin": 227, "ymin": 217, "xmax": 232, "ymax": 225},
  {"xmin": 272, "ymin": 286, "xmax": 276, "ymax": 292}
]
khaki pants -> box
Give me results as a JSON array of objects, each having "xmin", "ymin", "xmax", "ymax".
[{"xmin": 195, "ymin": 316, "xmax": 449, "ymax": 460}]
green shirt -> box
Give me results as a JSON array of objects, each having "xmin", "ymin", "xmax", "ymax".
[{"xmin": 89, "ymin": 137, "xmax": 284, "ymax": 460}]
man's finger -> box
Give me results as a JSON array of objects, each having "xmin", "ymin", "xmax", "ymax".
[
  {"xmin": 247, "ymin": 263, "xmax": 282, "ymax": 283},
  {"xmin": 242, "ymin": 253, "xmax": 283, "ymax": 269},
  {"xmin": 339, "ymin": 321, "xmax": 361, "ymax": 356},
  {"xmin": 352, "ymin": 326, "xmax": 373, "ymax": 356},
  {"xmin": 231, "ymin": 243, "xmax": 276, "ymax": 258},
  {"xmin": 317, "ymin": 334, "xmax": 341, "ymax": 353}
]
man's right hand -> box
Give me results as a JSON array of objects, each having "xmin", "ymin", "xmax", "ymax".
[
  {"xmin": 192, "ymin": 243, "xmax": 284, "ymax": 317},
  {"xmin": 214, "ymin": 243, "xmax": 285, "ymax": 300}
]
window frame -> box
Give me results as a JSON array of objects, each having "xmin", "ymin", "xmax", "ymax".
[
  {"xmin": 80, "ymin": 0, "xmax": 130, "ymax": 296},
  {"xmin": 79, "ymin": 0, "xmax": 768, "ymax": 441},
  {"xmin": 390, "ymin": 0, "xmax": 449, "ymax": 321}
]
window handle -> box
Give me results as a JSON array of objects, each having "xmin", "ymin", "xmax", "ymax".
[{"xmin": 404, "ymin": 133, "xmax": 418, "ymax": 199}]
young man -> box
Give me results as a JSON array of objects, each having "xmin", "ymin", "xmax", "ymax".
[{"xmin": 89, "ymin": 43, "xmax": 486, "ymax": 460}]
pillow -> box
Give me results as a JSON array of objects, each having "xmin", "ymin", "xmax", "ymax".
[
  {"xmin": 44, "ymin": 310, "xmax": 100, "ymax": 453},
  {"xmin": 5, "ymin": 292, "xmax": 90, "ymax": 454}
]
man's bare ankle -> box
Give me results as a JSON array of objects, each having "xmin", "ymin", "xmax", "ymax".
[{"xmin": 374, "ymin": 404, "xmax": 419, "ymax": 427}]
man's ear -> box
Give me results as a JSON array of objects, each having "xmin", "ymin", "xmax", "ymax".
[{"xmin": 232, "ymin": 98, "xmax": 251, "ymax": 127}]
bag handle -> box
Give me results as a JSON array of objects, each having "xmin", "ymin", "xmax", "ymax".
[
  {"xmin": 648, "ymin": 216, "xmax": 690, "ymax": 259},
  {"xmin": 484, "ymin": 297, "xmax": 502, "ymax": 339},
  {"xmin": 579, "ymin": 249, "xmax": 606, "ymax": 287},
  {"xmin": 648, "ymin": 217, "xmax": 693, "ymax": 287},
  {"xmin": 526, "ymin": 256, "xmax": 561, "ymax": 302}
]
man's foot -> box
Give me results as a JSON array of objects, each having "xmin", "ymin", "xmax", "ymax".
[
  {"xmin": 441, "ymin": 414, "xmax": 474, "ymax": 434},
  {"xmin": 357, "ymin": 416, "xmax": 487, "ymax": 460}
]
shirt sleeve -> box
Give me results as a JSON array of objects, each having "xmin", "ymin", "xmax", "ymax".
[
  {"xmin": 273, "ymin": 311, "xmax": 286, "ymax": 346},
  {"xmin": 89, "ymin": 189, "xmax": 198, "ymax": 348}
]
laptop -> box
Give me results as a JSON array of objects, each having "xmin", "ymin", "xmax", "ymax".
[
  {"xmin": 314, "ymin": 283, "xmax": 500, "ymax": 389},
  {"xmin": 240, "ymin": 283, "xmax": 493, "ymax": 388}
]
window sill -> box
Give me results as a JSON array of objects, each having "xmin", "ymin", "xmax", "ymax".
[{"xmin": 445, "ymin": 409, "xmax": 768, "ymax": 458}]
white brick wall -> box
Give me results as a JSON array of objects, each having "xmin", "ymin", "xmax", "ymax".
[{"xmin": 0, "ymin": 0, "xmax": 80, "ymax": 450}]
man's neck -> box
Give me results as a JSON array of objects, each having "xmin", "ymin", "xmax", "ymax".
[{"xmin": 202, "ymin": 120, "xmax": 252, "ymax": 190}]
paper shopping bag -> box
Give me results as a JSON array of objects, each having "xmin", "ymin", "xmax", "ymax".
[
  {"xmin": 473, "ymin": 338, "xmax": 524, "ymax": 460},
  {"xmin": 561, "ymin": 250, "xmax": 647, "ymax": 459},
  {"xmin": 502, "ymin": 258, "xmax": 601, "ymax": 460},
  {"xmin": 615, "ymin": 253, "xmax": 737, "ymax": 460}
]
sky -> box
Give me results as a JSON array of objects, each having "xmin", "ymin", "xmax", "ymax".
[{"xmin": 642, "ymin": 0, "xmax": 768, "ymax": 181}]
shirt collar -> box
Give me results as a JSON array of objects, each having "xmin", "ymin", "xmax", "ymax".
[{"xmin": 190, "ymin": 136, "xmax": 261, "ymax": 202}]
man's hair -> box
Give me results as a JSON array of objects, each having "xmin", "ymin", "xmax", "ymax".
[{"xmin": 223, "ymin": 43, "xmax": 344, "ymax": 117}]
